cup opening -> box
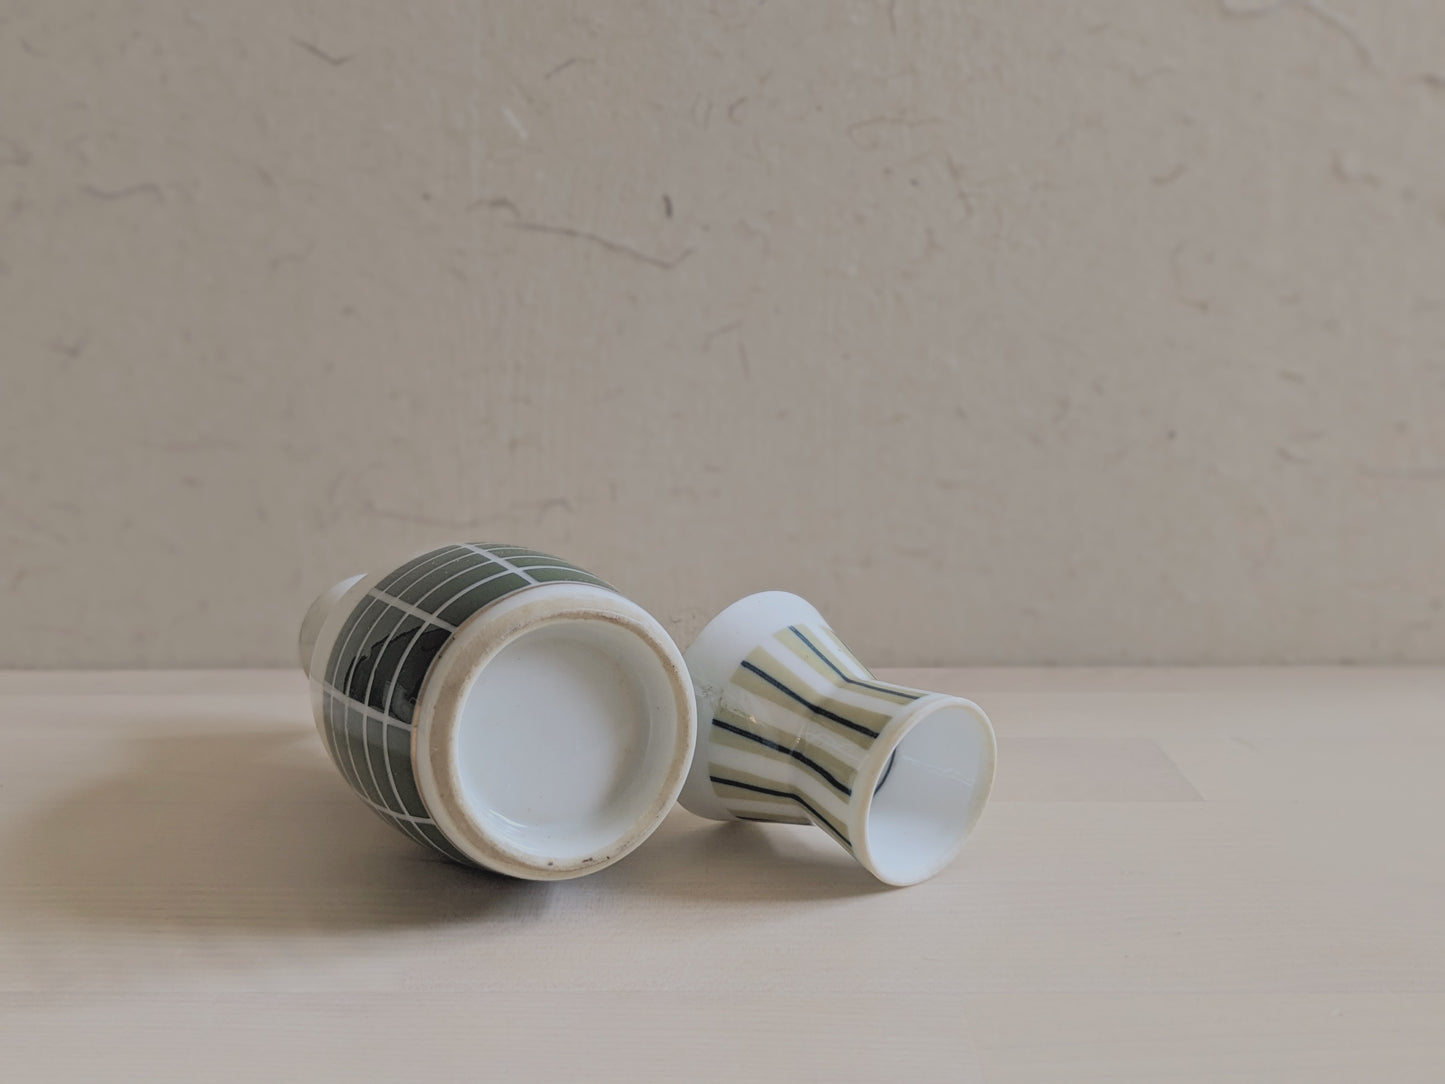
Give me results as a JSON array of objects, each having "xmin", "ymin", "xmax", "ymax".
[
  {"xmin": 859, "ymin": 700, "xmax": 996, "ymax": 886},
  {"xmin": 450, "ymin": 616, "xmax": 683, "ymax": 869}
]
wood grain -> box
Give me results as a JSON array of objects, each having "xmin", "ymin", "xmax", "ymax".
[{"xmin": 1, "ymin": 669, "xmax": 1442, "ymax": 1081}]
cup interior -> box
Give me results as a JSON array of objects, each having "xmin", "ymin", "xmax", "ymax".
[
  {"xmin": 450, "ymin": 616, "xmax": 684, "ymax": 868},
  {"xmin": 861, "ymin": 700, "xmax": 996, "ymax": 885}
]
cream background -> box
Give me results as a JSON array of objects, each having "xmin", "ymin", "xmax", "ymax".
[{"xmin": 2, "ymin": 1, "xmax": 1443, "ymax": 668}]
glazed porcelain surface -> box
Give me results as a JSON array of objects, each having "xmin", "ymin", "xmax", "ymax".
[
  {"xmin": 300, "ymin": 543, "xmax": 696, "ymax": 880},
  {"xmin": 681, "ymin": 591, "xmax": 997, "ymax": 886}
]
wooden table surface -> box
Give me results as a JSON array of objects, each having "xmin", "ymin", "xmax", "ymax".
[{"xmin": 2, "ymin": 668, "xmax": 1441, "ymax": 1082}]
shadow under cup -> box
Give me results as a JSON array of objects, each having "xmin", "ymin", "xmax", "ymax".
[{"xmin": 302, "ymin": 543, "xmax": 696, "ymax": 880}]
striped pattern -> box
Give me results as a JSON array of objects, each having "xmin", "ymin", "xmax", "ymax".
[
  {"xmin": 708, "ymin": 623, "xmax": 926, "ymax": 852},
  {"xmin": 314, "ymin": 543, "xmax": 611, "ymax": 863}
]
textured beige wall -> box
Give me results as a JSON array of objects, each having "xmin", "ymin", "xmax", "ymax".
[{"xmin": 3, "ymin": 1, "xmax": 1444, "ymax": 668}]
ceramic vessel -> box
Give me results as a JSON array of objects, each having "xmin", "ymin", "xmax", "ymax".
[
  {"xmin": 299, "ymin": 543, "xmax": 696, "ymax": 880},
  {"xmin": 679, "ymin": 592, "xmax": 996, "ymax": 886}
]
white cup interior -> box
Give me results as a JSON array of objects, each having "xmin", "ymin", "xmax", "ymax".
[
  {"xmin": 451, "ymin": 618, "xmax": 683, "ymax": 867},
  {"xmin": 861, "ymin": 701, "xmax": 996, "ymax": 885}
]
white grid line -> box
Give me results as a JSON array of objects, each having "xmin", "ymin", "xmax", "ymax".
[
  {"xmin": 367, "ymin": 589, "xmax": 459, "ymax": 632},
  {"xmin": 328, "ymin": 600, "xmax": 429, "ymax": 846},
  {"xmin": 329, "ymin": 599, "xmax": 386, "ymax": 798},
  {"xmin": 345, "ymin": 604, "xmax": 405, "ymax": 810},
  {"xmin": 399, "ymin": 556, "xmax": 503, "ymax": 613},
  {"xmin": 369, "ymin": 624, "xmax": 434, "ymax": 819},
  {"xmin": 351, "ymin": 788, "xmax": 438, "ymax": 826},
  {"xmin": 322, "ymin": 685, "xmax": 414, "ymax": 729},
  {"xmin": 412, "ymin": 564, "xmax": 530, "ymax": 619},
  {"xmin": 383, "ymin": 545, "xmax": 472, "ymax": 590},
  {"xmin": 464, "ymin": 543, "xmax": 539, "ymax": 584},
  {"xmin": 353, "ymin": 605, "xmax": 431, "ymax": 845},
  {"xmin": 369, "ymin": 638, "xmax": 425, "ymax": 820},
  {"xmin": 317, "ymin": 688, "xmax": 343, "ymax": 768},
  {"xmin": 508, "ymin": 563, "xmax": 605, "ymax": 578}
]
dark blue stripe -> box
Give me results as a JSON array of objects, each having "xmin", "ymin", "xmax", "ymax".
[
  {"xmin": 788, "ymin": 626, "xmax": 920, "ymax": 701},
  {"xmin": 712, "ymin": 718, "xmax": 852, "ymax": 796},
  {"xmin": 873, "ymin": 749, "xmax": 898, "ymax": 795},
  {"xmin": 709, "ymin": 775, "xmax": 850, "ymax": 845},
  {"xmin": 739, "ymin": 661, "xmax": 881, "ymax": 738}
]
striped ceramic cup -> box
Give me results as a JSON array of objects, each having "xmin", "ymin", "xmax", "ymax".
[
  {"xmin": 678, "ymin": 592, "xmax": 997, "ymax": 885},
  {"xmin": 298, "ymin": 543, "xmax": 696, "ymax": 880}
]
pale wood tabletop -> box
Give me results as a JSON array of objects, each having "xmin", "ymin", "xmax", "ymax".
[{"xmin": 2, "ymin": 668, "xmax": 1441, "ymax": 1082}]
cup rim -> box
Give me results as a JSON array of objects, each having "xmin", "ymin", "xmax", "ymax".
[{"xmin": 848, "ymin": 693, "xmax": 997, "ymax": 886}]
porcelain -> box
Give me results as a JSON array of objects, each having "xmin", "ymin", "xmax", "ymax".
[
  {"xmin": 680, "ymin": 592, "xmax": 997, "ymax": 886},
  {"xmin": 299, "ymin": 543, "xmax": 696, "ymax": 880}
]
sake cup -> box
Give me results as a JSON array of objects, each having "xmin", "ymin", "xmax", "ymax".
[
  {"xmin": 298, "ymin": 543, "xmax": 696, "ymax": 880},
  {"xmin": 679, "ymin": 592, "xmax": 996, "ymax": 886}
]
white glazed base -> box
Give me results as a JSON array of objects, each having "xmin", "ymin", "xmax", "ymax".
[
  {"xmin": 301, "ymin": 562, "xmax": 695, "ymax": 880},
  {"xmin": 412, "ymin": 583, "xmax": 695, "ymax": 879}
]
